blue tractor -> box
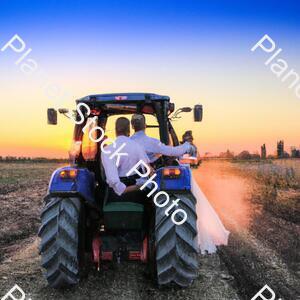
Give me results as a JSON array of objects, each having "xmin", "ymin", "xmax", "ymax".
[{"xmin": 39, "ymin": 93, "xmax": 203, "ymax": 288}]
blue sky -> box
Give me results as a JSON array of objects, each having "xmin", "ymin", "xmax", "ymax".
[
  {"xmin": 1, "ymin": 1, "xmax": 299, "ymax": 64},
  {"xmin": 1, "ymin": 1, "xmax": 299, "ymax": 47},
  {"xmin": 0, "ymin": 0, "xmax": 299, "ymax": 157}
]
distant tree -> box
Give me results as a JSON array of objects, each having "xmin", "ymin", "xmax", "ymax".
[
  {"xmin": 251, "ymin": 153, "xmax": 261, "ymax": 160},
  {"xmin": 277, "ymin": 140, "xmax": 284, "ymax": 158},
  {"xmin": 237, "ymin": 151, "xmax": 252, "ymax": 160},
  {"xmin": 33, "ymin": 157, "xmax": 47, "ymax": 162},
  {"xmin": 219, "ymin": 149, "xmax": 234, "ymax": 159},
  {"xmin": 291, "ymin": 147, "xmax": 300, "ymax": 158},
  {"xmin": 5, "ymin": 156, "xmax": 16, "ymax": 161}
]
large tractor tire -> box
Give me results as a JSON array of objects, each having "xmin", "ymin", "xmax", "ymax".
[
  {"xmin": 38, "ymin": 196, "xmax": 84, "ymax": 288},
  {"xmin": 155, "ymin": 192, "xmax": 198, "ymax": 287}
]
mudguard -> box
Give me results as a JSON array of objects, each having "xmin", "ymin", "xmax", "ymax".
[
  {"xmin": 47, "ymin": 166, "xmax": 96, "ymax": 207},
  {"xmin": 155, "ymin": 165, "xmax": 191, "ymax": 191}
]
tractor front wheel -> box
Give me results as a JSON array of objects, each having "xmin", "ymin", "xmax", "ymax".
[{"xmin": 38, "ymin": 196, "xmax": 85, "ymax": 288}]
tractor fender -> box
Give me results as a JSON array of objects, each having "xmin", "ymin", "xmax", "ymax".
[{"xmin": 47, "ymin": 166, "xmax": 97, "ymax": 207}]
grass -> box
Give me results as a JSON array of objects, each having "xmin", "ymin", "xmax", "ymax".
[
  {"xmin": 219, "ymin": 159, "xmax": 300, "ymax": 299},
  {"xmin": 232, "ymin": 159, "xmax": 300, "ymax": 224},
  {"xmin": 0, "ymin": 163, "xmax": 63, "ymax": 194}
]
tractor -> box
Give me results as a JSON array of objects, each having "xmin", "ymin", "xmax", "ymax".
[{"xmin": 39, "ymin": 93, "xmax": 203, "ymax": 288}]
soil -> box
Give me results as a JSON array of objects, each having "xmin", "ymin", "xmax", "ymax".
[
  {"xmin": 195, "ymin": 161, "xmax": 299, "ymax": 300},
  {"xmin": 0, "ymin": 161, "xmax": 299, "ymax": 299}
]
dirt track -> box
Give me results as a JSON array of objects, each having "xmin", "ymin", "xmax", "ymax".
[{"xmin": 0, "ymin": 161, "xmax": 299, "ymax": 299}]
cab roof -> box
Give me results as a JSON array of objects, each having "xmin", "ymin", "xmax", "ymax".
[{"xmin": 77, "ymin": 93, "xmax": 170, "ymax": 103}]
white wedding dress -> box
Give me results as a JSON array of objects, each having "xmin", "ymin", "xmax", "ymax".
[{"xmin": 191, "ymin": 175, "xmax": 230, "ymax": 254}]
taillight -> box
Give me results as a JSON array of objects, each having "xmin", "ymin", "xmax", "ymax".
[
  {"xmin": 91, "ymin": 109, "xmax": 101, "ymax": 115},
  {"xmin": 59, "ymin": 169, "xmax": 78, "ymax": 179},
  {"xmin": 163, "ymin": 168, "xmax": 181, "ymax": 178}
]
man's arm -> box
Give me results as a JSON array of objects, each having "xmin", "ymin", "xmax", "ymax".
[
  {"xmin": 148, "ymin": 137, "xmax": 191, "ymax": 157},
  {"xmin": 124, "ymin": 185, "xmax": 140, "ymax": 193},
  {"xmin": 136, "ymin": 143, "xmax": 153, "ymax": 174},
  {"xmin": 101, "ymin": 151, "xmax": 126, "ymax": 196},
  {"xmin": 189, "ymin": 144, "xmax": 197, "ymax": 157},
  {"xmin": 122, "ymin": 144, "xmax": 149, "ymax": 193},
  {"xmin": 101, "ymin": 148, "xmax": 140, "ymax": 195}
]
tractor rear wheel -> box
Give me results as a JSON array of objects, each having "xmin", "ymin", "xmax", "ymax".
[
  {"xmin": 38, "ymin": 196, "xmax": 85, "ymax": 288},
  {"xmin": 155, "ymin": 192, "xmax": 198, "ymax": 287}
]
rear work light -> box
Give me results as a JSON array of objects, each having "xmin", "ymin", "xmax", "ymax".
[
  {"xmin": 163, "ymin": 168, "xmax": 181, "ymax": 178},
  {"xmin": 59, "ymin": 169, "xmax": 78, "ymax": 179}
]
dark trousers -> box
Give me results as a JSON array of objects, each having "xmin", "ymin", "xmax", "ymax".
[
  {"xmin": 107, "ymin": 176, "xmax": 154, "ymax": 230},
  {"xmin": 107, "ymin": 175, "xmax": 148, "ymax": 204}
]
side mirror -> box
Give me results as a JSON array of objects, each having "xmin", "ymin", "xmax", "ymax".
[
  {"xmin": 194, "ymin": 104, "xmax": 203, "ymax": 122},
  {"xmin": 47, "ymin": 108, "xmax": 57, "ymax": 125},
  {"xmin": 58, "ymin": 108, "xmax": 69, "ymax": 114},
  {"xmin": 170, "ymin": 106, "xmax": 192, "ymax": 120},
  {"xmin": 181, "ymin": 107, "xmax": 192, "ymax": 112}
]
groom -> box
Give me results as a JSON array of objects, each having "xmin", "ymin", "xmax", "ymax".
[{"xmin": 130, "ymin": 114, "xmax": 193, "ymax": 163}]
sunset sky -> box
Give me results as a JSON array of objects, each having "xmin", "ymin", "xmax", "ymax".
[{"xmin": 0, "ymin": 0, "xmax": 299, "ymax": 158}]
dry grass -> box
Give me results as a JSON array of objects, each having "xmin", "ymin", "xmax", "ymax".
[
  {"xmin": 232, "ymin": 159, "xmax": 300, "ymax": 224},
  {"xmin": 0, "ymin": 162, "xmax": 64, "ymax": 194}
]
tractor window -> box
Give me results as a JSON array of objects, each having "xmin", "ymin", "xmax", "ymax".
[
  {"xmin": 144, "ymin": 114, "xmax": 160, "ymax": 140},
  {"xmin": 82, "ymin": 117, "xmax": 98, "ymax": 161},
  {"xmin": 168, "ymin": 133, "xmax": 174, "ymax": 146},
  {"xmin": 104, "ymin": 114, "xmax": 161, "ymax": 141},
  {"xmin": 104, "ymin": 115, "xmax": 120, "ymax": 140}
]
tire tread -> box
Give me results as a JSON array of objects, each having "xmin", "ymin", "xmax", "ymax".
[{"xmin": 38, "ymin": 197, "xmax": 82, "ymax": 288}]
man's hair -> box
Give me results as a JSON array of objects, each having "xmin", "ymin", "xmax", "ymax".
[
  {"xmin": 131, "ymin": 114, "xmax": 146, "ymax": 131},
  {"xmin": 116, "ymin": 117, "xmax": 130, "ymax": 136}
]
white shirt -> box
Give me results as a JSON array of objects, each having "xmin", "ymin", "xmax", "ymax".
[
  {"xmin": 131, "ymin": 131, "xmax": 191, "ymax": 163},
  {"xmin": 101, "ymin": 135, "xmax": 149, "ymax": 196}
]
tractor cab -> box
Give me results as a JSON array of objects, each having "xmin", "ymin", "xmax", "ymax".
[
  {"xmin": 40, "ymin": 93, "xmax": 202, "ymax": 289},
  {"xmin": 47, "ymin": 93, "xmax": 202, "ymax": 159},
  {"xmin": 48, "ymin": 93, "xmax": 202, "ymax": 207}
]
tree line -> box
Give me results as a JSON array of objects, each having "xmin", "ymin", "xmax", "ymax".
[{"xmin": 0, "ymin": 156, "xmax": 68, "ymax": 163}]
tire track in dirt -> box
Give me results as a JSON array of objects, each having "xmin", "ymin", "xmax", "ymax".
[
  {"xmin": 0, "ymin": 237, "xmax": 239, "ymax": 299},
  {"xmin": 0, "ymin": 162, "xmax": 240, "ymax": 299},
  {"xmin": 220, "ymin": 230, "xmax": 299, "ymax": 299},
  {"xmin": 0, "ymin": 184, "xmax": 46, "ymax": 262}
]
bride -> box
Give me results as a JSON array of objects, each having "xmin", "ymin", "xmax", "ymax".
[{"xmin": 191, "ymin": 175, "xmax": 230, "ymax": 254}]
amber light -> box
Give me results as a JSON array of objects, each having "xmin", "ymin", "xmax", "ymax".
[
  {"xmin": 90, "ymin": 109, "xmax": 101, "ymax": 116},
  {"xmin": 59, "ymin": 169, "xmax": 78, "ymax": 179},
  {"xmin": 163, "ymin": 168, "xmax": 181, "ymax": 178}
]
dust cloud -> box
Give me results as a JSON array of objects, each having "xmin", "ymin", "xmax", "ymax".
[{"xmin": 194, "ymin": 160, "xmax": 252, "ymax": 231}]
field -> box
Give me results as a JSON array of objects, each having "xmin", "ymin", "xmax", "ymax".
[
  {"xmin": 204, "ymin": 160, "xmax": 300, "ymax": 299},
  {"xmin": 0, "ymin": 160, "xmax": 299, "ymax": 299}
]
